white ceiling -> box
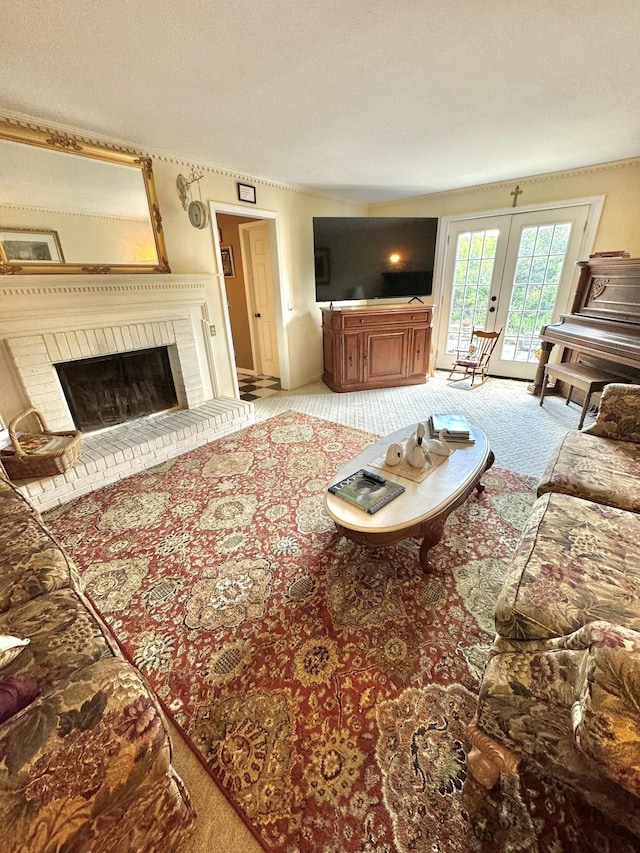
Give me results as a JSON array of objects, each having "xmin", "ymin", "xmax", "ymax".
[{"xmin": 2, "ymin": 0, "xmax": 640, "ymax": 204}]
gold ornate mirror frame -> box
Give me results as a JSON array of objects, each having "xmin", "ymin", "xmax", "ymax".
[{"xmin": 0, "ymin": 118, "xmax": 170, "ymax": 275}]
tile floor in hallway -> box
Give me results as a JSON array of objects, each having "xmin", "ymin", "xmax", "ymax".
[{"xmin": 237, "ymin": 373, "xmax": 281, "ymax": 402}]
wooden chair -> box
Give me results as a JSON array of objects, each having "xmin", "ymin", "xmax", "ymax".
[{"xmin": 447, "ymin": 328, "xmax": 502, "ymax": 387}]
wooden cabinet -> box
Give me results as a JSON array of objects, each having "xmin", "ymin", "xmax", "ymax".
[{"xmin": 321, "ymin": 304, "xmax": 432, "ymax": 392}]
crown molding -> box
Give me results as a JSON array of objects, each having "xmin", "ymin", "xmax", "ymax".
[
  {"xmin": 1, "ymin": 109, "xmax": 359, "ymax": 208},
  {"xmin": 370, "ymin": 156, "xmax": 640, "ymax": 211}
]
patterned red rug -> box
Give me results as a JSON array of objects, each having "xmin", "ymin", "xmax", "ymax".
[{"xmin": 45, "ymin": 411, "xmax": 637, "ymax": 852}]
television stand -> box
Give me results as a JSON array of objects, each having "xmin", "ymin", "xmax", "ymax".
[
  {"xmin": 408, "ymin": 295, "xmax": 425, "ymax": 304},
  {"xmin": 321, "ymin": 303, "xmax": 432, "ymax": 392}
]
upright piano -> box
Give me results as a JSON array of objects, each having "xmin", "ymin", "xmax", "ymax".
[{"xmin": 532, "ymin": 256, "xmax": 640, "ymax": 394}]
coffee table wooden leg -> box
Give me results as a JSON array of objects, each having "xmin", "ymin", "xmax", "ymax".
[
  {"xmin": 475, "ymin": 449, "xmax": 495, "ymax": 494},
  {"xmin": 419, "ymin": 517, "xmax": 446, "ymax": 570}
]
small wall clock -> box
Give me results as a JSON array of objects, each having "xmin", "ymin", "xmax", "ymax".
[{"xmin": 188, "ymin": 199, "xmax": 208, "ymax": 229}]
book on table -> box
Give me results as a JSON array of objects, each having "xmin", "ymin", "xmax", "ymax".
[
  {"xmin": 427, "ymin": 413, "xmax": 475, "ymax": 443},
  {"xmin": 327, "ymin": 469, "xmax": 405, "ymax": 514}
]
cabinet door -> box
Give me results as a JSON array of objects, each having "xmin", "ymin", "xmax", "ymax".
[
  {"xmin": 365, "ymin": 330, "xmax": 407, "ymax": 382},
  {"xmin": 410, "ymin": 327, "xmax": 430, "ymax": 377},
  {"xmin": 343, "ymin": 333, "xmax": 363, "ymax": 384}
]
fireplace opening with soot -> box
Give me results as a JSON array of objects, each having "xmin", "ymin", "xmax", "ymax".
[{"xmin": 55, "ymin": 346, "xmax": 179, "ymax": 432}]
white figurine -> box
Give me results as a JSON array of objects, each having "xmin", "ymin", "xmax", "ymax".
[
  {"xmin": 405, "ymin": 422, "xmax": 426, "ymax": 456},
  {"xmin": 385, "ymin": 442, "xmax": 404, "ymax": 466},
  {"xmin": 424, "ymin": 429, "xmax": 452, "ymax": 457},
  {"xmin": 406, "ymin": 443, "xmax": 429, "ymax": 468}
]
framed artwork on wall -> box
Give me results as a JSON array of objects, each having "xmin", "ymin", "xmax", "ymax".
[
  {"xmin": 237, "ymin": 182, "xmax": 257, "ymax": 204},
  {"xmin": 0, "ymin": 228, "xmax": 65, "ymax": 264},
  {"xmin": 220, "ymin": 245, "xmax": 235, "ymax": 277}
]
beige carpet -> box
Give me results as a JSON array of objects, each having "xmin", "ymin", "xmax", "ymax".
[{"xmin": 169, "ymin": 721, "xmax": 263, "ymax": 852}]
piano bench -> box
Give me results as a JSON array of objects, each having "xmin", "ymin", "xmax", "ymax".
[{"xmin": 539, "ymin": 362, "xmax": 626, "ymax": 429}]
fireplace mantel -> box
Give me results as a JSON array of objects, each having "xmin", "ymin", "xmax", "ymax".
[
  {"xmin": 0, "ymin": 272, "xmax": 252, "ymax": 510},
  {"xmin": 0, "ymin": 274, "xmax": 209, "ymax": 300},
  {"xmin": 0, "ymin": 272, "xmax": 236, "ymax": 430}
]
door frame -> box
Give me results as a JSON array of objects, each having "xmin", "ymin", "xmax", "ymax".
[
  {"xmin": 208, "ymin": 201, "xmax": 289, "ymax": 395},
  {"xmin": 431, "ymin": 195, "xmax": 605, "ymax": 369}
]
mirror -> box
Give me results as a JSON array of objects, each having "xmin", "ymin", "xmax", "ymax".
[{"xmin": 0, "ymin": 118, "xmax": 170, "ymax": 274}]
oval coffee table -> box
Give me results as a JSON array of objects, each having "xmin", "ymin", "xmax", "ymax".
[{"xmin": 324, "ymin": 424, "xmax": 494, "ymax": 570}]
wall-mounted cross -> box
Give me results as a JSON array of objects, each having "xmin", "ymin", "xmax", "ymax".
[{"xmin": 510, "ymin": 184, "xmax": 523, "ymax": 207}]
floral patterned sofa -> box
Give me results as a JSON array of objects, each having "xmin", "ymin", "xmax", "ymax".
[
  {"xmin": 0, "ymin": 463, "xmax": 195, "ymax": 852},
  {"xmin": 467, "ymin": 383, "xmax": 640, "ymax": 839}
]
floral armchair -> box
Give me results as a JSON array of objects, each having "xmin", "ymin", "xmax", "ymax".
[{"xmin": 467, "ymin": 383, "xmax": 640, "ymax": 839}]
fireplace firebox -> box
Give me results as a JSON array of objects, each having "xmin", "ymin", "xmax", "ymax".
[{"xmin": 55, "ymin": 346, "xmax": 179, "ymax": 432}]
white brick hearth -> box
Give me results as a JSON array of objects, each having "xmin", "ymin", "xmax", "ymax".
[
  {"xmin": 16, "ymin": 397, "xmax": 253, "ymax": 512},
  {"xmin": 0, "ymin": 273, "xmax": 254, "ymax": 510}
]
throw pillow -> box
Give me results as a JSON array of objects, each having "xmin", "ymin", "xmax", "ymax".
[
  {"xmin": 0, "ymin": 635, "xmax": 30, "ymax": 670},
  {"xmin": 583, "ymin": 383, "xmax": 640, "ymax": 443},
  {"xmin": 0, "ymin": 676, "xmax": 40, "ymax": 724}
]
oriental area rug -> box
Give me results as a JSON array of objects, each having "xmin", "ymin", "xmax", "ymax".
[{"xmin": 45, "ymin": 411, "xmax": 637, "ymax": 853}]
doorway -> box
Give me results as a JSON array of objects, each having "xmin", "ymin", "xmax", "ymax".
[
  {"xmin": 434, "ymin": 199, "xmax": 602, "ymax": 380},
  {"xmin": 238, "ymin": 221, "xmax": 280, "ymax": 379},
  {"xmin": 210, "ymin": 202, "xmax": 287, "ymax": 397}
]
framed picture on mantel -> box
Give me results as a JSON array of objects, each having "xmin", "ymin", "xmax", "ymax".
[{"xmin": 0, "ymin": 228, "xmax": 65, "ymax": 264}]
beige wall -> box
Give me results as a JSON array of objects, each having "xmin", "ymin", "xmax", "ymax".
[
  {"xmin": 369, "ymin": 158, "xmax": 640, "ymax": 257},
  {"xmin": 151, "ymin": 156, "xmax": 365, "ymax": 390}
]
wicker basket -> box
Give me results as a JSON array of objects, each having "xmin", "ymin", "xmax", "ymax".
[{"xmin": 1, "ymin": 408, "xmax": 82, "ymax": 479}]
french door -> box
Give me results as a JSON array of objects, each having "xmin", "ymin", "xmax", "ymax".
[{"xmin": 436, "ymin": 204, "xmax": 592, "ymax": 380}]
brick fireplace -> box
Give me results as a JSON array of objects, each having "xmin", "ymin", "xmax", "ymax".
[
  {"xmin": 55, "ymin": 346, "xmax": 179, "ymax": 432},
  {"xmin": 0, "ymin": 273, "xmax": 254, "ymax": 510}
]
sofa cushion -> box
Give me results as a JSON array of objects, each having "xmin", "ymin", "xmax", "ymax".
[
  {"xmin": 537, "ymin": 429, "xmax": 640, "ymax": 512},
  {"xmin": 495, "ymin": 493, "xmax": 640, "ymax": 640},
  {"xmin": 0, "ymin": 477, "xmax": 78, "ymax": 613},
  {"xmin": 0, "ymin": 588, "xmax": 114, "ymax": 693},
  {"xmin": 477, "ymin": 629, "xmax": 640, "ymax": 839},
  {"xmin": 572, "ymin": 622, "xmax": 640, "ymax": 799},
  {"xmin": 0, "ymin": 656, "xmax": 195, "ymax": 853}
]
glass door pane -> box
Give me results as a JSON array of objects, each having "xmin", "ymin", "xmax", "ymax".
[
  {"xmin": 500, "ymin": 222, "xmax": 571, "ymax": 363},
  {"xmin": 491, "ymin": 205, "xmax": 590, "ymax": 380},
  {"xmin": 436, "ymin": 204, "xmax": 592, "ymax": 381},
  {"xmin": 447, "ymin": 229, "xmax": 499, "ymax": 353},
  {"xmin": 435, "ymin": 215, "xmax": 509, "ymax": 370}
]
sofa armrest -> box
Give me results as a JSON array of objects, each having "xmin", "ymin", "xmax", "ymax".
[
  {"xmin": 569, "ymin": 621, "xmax": 640, "ymax": 798},
  {"xmin": 582, "ymin": 383, "xmax": 640, "ymax": 443}
]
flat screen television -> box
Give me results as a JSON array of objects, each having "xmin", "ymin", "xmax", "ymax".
[{"xmin": 313, "ymin": 216, "xmax": 438, "ymax": 303}]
